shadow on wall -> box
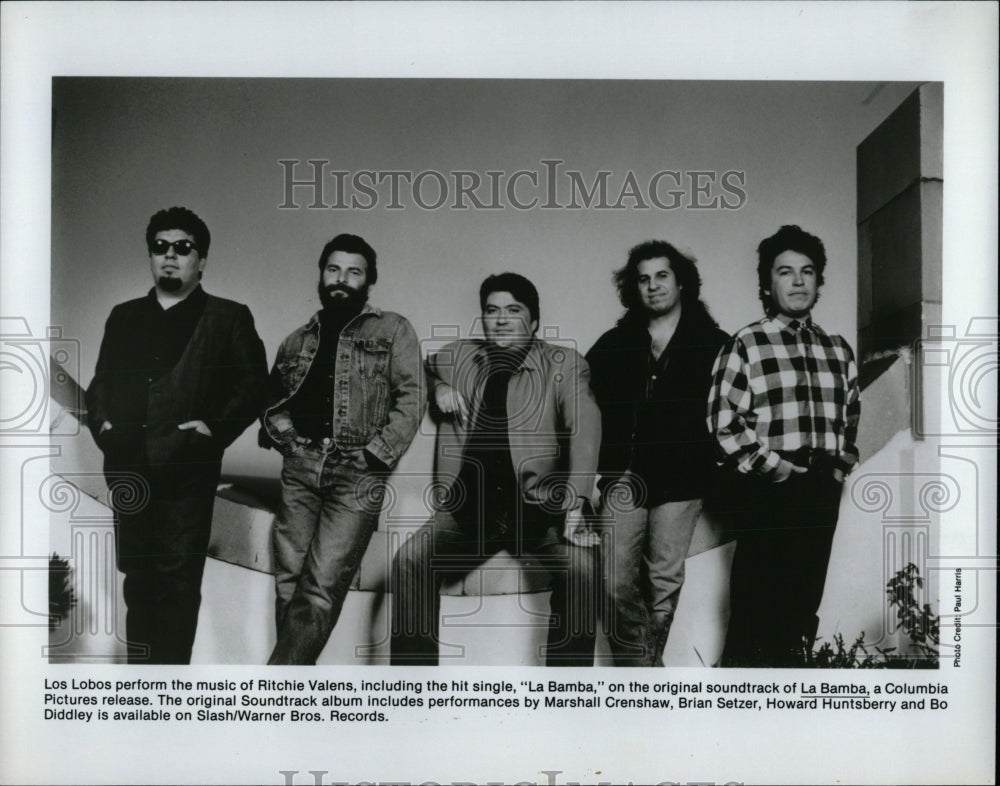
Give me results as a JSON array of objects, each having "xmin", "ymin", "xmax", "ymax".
[{"xmin": 48, "ymin": 351, "xmax": 935, "ymax": 665}]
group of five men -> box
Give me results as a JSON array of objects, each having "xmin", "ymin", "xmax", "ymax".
[{"xmin": 86, "ymin": 206, "xmax": 859, "ymax": 668}]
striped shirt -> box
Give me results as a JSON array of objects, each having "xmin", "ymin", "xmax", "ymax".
[{"xmin": 708, "ymin": 312, "xmax": 860, "ymax": 475}]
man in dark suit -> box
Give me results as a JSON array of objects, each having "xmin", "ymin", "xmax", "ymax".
[{"xmin": 86, "ymin": 206, "xmax": 268, "ymax": 664}]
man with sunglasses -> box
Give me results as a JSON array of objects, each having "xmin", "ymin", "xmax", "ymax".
[{"xmin": 86, "ymin": 206, "xmax": 268, "ymax": 664}]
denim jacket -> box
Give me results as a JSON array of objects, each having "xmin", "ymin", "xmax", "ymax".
[{"xmin": 260, "ymin": 304, "xmax": 424, "ymax": 469}]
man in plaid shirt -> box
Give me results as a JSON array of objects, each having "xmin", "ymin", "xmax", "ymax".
[{"xmin": 708, "ymin": 224, "xmax": 860, "ymax": 667}]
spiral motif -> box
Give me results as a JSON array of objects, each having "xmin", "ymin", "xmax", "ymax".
[
  {"xmin": 950, "ymin": 345, "xmax": 999, "ymax": 432},
  {"xmin": 918, "ymin": 477, "xmax": 959, "ymax": 515},
  {"xmin": 353, "ymin": 473, "xmax": 393, "ymax": 515},
  {"xmin": 38, "ymin": 475, "xmax": 82, "ymax": 513},
  {"xmin": 539, "ymin": 479, "xmax": 576, "ymax": 514},
  {"xmin": 505, "ymin": 370, "xmax": 545, "ymax": 432},
  {"xmin": 602, "ymin": 476, "xmax": 647, "ymax": 513},
  {"xmin": 106, "ymin": 473, "xmax": 151, "ymax": 514},
  {"xmin": 0, "ymin": 342, "xmax": 48, "ymax": 431},
  {"xmin": 850, "ymin": 476, "xmax": 893, "ymax": 514},
  {"xmin": 423, "ymin": 476, "xmax": 465, "ymax": 512}
]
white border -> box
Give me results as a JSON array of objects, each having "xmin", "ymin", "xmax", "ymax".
[{"xmin": 2, "ymin": 3, "xmax": 997, "ymax": 785}]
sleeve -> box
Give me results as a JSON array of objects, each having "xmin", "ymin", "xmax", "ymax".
[
  {"xmin": 707, "ymin": 336, "xmax": 781, "ymax": 476},
  {"xmin": 258, "ymin": 334, "xmax": 301, "ymax": 452},
  {"xmin": 839, "ymin": 341, "xmax": 861, "ymax": 471},
  {"xmin": 203, "ymin": 304, "xmax": 269, "ymax": 449},
  {"xmin": 560, "ymin": 349, "xmax": 602, "ymax": 500},
  {"xmin": 424, "ymin": 339, "xmax": 462, "ymax": 392},
  {"xmin": 84, "ymin": 308, "xmax": 119, "ymax": 444},
  {"xmin": 583, "ymin": 335, "xmax": 608, "ymax": 407},
  {"xmin": 364, "ymin": 317, "xmax": 426, "ymax": 469}
]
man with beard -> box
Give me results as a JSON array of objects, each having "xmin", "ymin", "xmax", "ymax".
[
  {"xmin": 261, "ymin": 233, "xmax": 423, "ymax": 664},
  {"xmin": 586, "ymin": 241, "xmax": 728, "ymax": 666},
  {"xmin": 86, "ymin": 206, "xmax": 268, "ymax": 663}
]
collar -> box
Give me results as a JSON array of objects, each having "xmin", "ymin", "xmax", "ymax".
[
  {"xmin": 472, "ymin": 337, "xmax": 543, "ymax": 373},
  {"xmin": 146, "ymin": 284, "xmax": 206, "ymax": 312},
  {"xmin": 617, "ymin": 305, "xmax": 700, "ymax": 343},
  {"xmin": 770, "ymin": 311, "xmax": 814, "ymax": 334},
  {"xmin": 305, "ymin": 301, "xmax": 381, "ymax": 330}
]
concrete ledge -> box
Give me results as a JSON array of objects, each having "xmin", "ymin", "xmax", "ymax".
[{"xmin": 52, "ymin": 395, "xmax": 734, "ymax": 598}]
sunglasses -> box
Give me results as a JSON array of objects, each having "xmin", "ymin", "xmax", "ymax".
[{"xmin": 150, "ymin": 239, "xmax": 198, "ymax": 256}]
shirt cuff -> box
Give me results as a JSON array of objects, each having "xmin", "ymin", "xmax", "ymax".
[
  {"xmin": 365, "ymin": 434, "xmax": 399, "ymax": 469},
  {"xmin": 757, "ymin": 450, "xmax": 783, "ymax": 476}
]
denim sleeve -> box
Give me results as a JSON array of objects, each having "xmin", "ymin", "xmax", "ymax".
[
  {"xmin": 365, "ymin": 316, "xmax": 425, "ymax": 468},
  {"xmin": 258, "ymin": 333, "xmax": 301, "ymax": 452}
]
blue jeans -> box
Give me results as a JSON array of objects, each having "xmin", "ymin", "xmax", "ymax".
[
  {"xmin": 268, "ymin": 444, "xmax": 383, "ymax": 664},
  {"xmin": 604, "ymin": 479, "xmax": 702, "ymax": 666}
]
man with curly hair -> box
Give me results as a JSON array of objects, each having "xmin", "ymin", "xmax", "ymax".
[{"xmin": 587, "ymin": 241, "xmax": 728, "ymax": 666}]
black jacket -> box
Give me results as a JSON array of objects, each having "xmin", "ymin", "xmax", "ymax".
[
  {"xmin": 85, "ymin": 288, "xmax": 268, "ymax": 473},
  {"xmin": 585, "ymin": 306, "xmax": 729, "ymax": 505}
]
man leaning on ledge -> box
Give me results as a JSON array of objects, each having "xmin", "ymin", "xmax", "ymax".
[
  {"xmin": 391, "ymin": 272, "xmax": 602, "ymax": 666},
  {"xmin": 260, "ymin": 233, "xmax": 423, "ymax": 665},
  {"xmin": 587, "ymin": 241, "xmax": 728, "ymax": 666}
]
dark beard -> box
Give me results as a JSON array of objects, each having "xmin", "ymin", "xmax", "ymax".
[
  {"xmin": 157, "ymin": 276, "xmax": 183, "ymax": 293},
  {"xmin": 318, "ymin": 281, "xmax": 368, "ymax": 313}
]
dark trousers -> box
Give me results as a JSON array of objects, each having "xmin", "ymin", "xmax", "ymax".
[
  {"xmin": 721, "ymin": 468, "xmax": 843, "ymax": 668},
  {"xmin": 390, "ymin": 510, "xmax": 599, "ymax": 666},
  {"xmin": 112, "ymin": 464, "xmax": 219, "ymax": 665}
]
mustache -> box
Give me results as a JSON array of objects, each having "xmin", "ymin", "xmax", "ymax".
[{"xmin": 318, "ymin": 280, "xmax": 368, "ymax": 309}]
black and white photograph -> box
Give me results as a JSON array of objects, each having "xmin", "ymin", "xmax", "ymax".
[
  {"xmin": 1, "ymin": 3, "xmax": 996, "ymax": 784},
  {"xmin": 44, "ymin": 75, "xmax": 943, "ymax": 670}
]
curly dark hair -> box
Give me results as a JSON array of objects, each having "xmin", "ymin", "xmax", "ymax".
[
  {"xmin": 613, "ymin": 239, "xmax": 716, "ymax": 324},
  {"xmin": 317, "ymin": 233, "xmax": 378, "ymax": 285},
  {"xmin": 479, "ymin": 272, "xmax": 540, "ymax": 323},
  {"xmin": 756, "ymin": 225, "xmax": 827, "ymax": 315},
  {"xmin": 145, "ymin": 207, "xmax": 211, "ymax": 257}
]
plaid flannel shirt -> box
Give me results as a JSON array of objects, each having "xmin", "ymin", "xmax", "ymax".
[{"xmin": 707, "ymin": 312, "xmax": 860, "ymax": 476}]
